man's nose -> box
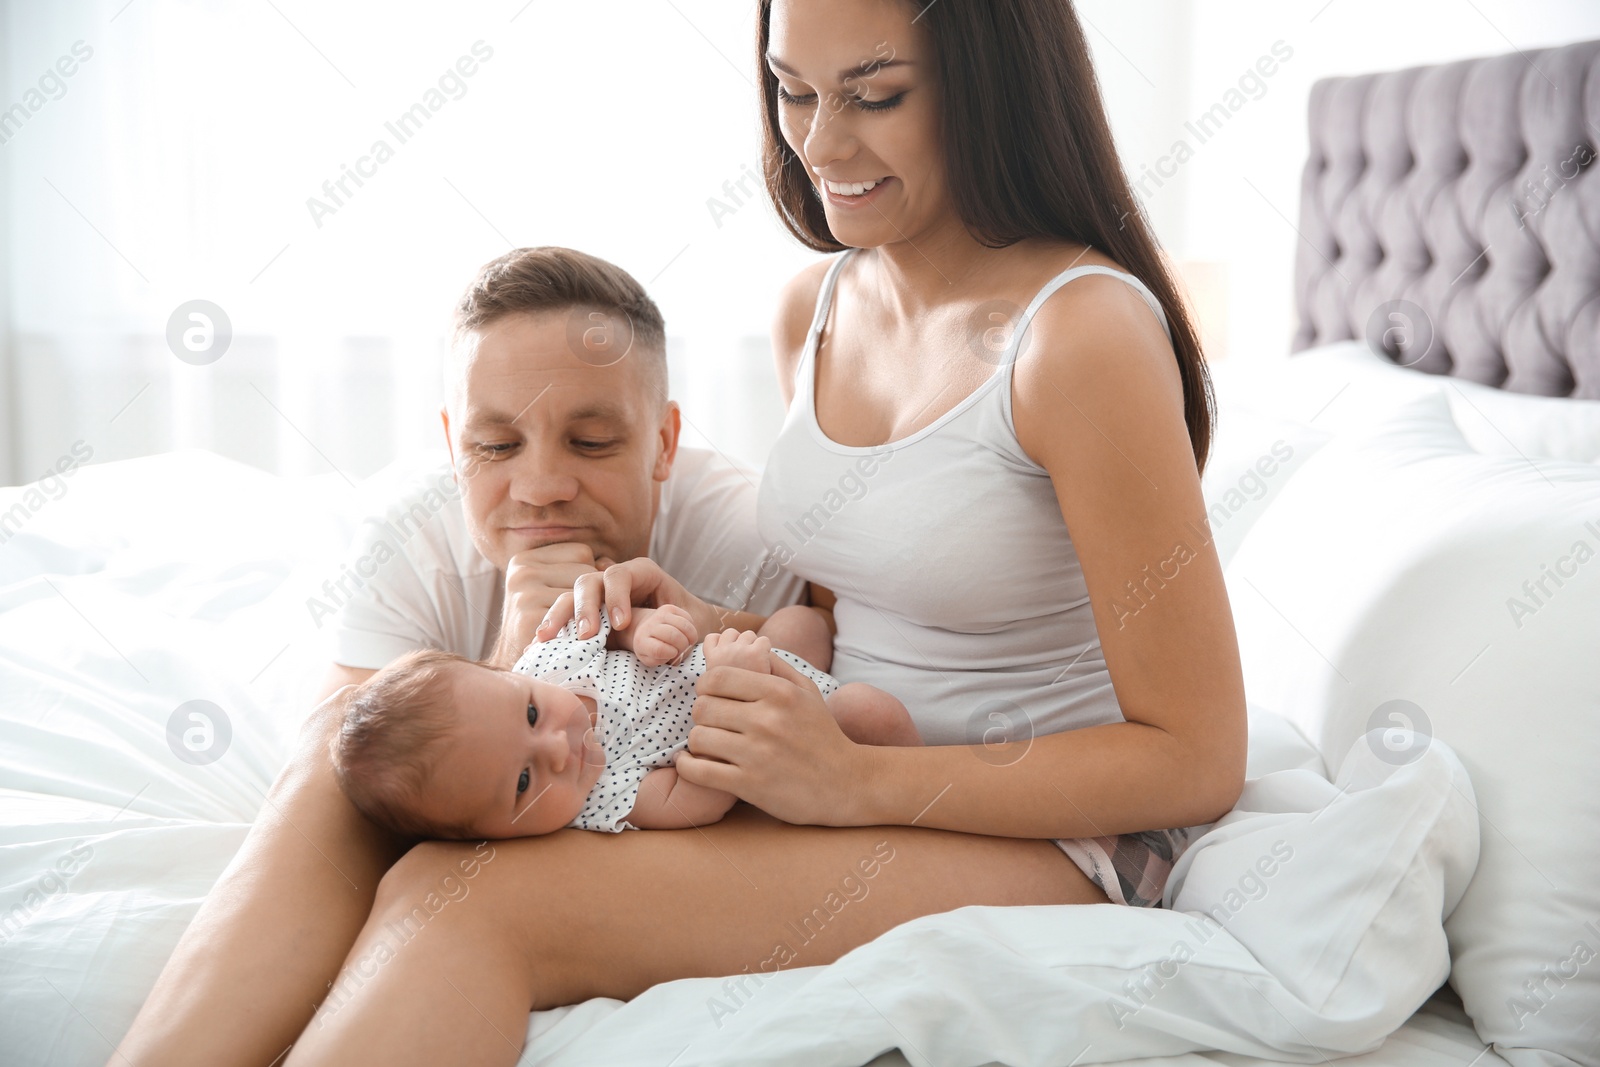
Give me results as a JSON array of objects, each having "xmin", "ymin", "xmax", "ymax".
[{"xmin": 507, "ymin": 442, "xmax": 581, "ymax": 508}]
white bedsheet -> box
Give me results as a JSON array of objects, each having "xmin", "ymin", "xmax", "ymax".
[{"xmin": 0, "ymin": 451, "xmax": 1491, "ymax": 1066}]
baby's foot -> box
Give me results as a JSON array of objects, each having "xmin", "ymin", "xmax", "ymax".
[{"xmin": 702, "ymin": 629, "xmax": 774, "ymax": 674}]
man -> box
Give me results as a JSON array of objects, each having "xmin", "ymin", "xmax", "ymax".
[{"xmin": 324, "ymin": 246, "xmax": 803, "ymax": 693}]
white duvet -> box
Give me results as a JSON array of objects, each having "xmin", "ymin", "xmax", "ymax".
[{"xmin": 0, "ymin": 451, "xmax": 1491, "ymax": 1067}]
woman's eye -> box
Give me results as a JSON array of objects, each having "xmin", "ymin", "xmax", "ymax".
[
  {"xmin": 517, "ymin": 769, "xmax": 529, "ymax": 795},
  {"xmin": 855, "ymin": 92, "xmax": 907, "ymax": 112},
  {"xmin": 527, "ymin": 701, "xmax": 539, "ymax": 727},
  {"xmin": 776, "ymin": 84, "xmax": 815, "ymax": 106}
]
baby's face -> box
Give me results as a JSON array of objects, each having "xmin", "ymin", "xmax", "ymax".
[{"xmin": 416, "ymin": 663, "xmax": 605, "ymax": 839}]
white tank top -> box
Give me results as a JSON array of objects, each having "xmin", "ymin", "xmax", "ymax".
[{"xmin": 756, "ymin": 248, "xmax": 1173, "ymax": 746}]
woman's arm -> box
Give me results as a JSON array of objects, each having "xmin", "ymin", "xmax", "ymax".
[{"xmin": 680, "ymin": 274, "xmax": 1247, "ymax": 838}]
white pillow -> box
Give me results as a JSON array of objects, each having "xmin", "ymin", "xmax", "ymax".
[
  {"xmin": 1222, "ymin": 391, "xmax": 1600, "ymax": 1066},
  {"xmin": 1209, "ymin": 342, "xmax": 1442, "ymax": 434},
  {"xmin": 1442, "ymin": 380, "xmax": 1600, "ymax": 465},
  {"xmin": 1200, "ymin": 407, "xmax": 1332, "ymax": 568},
  {"xmin": 1214, "ymin": 341, "xmax": 1600, "ymax": 463}
]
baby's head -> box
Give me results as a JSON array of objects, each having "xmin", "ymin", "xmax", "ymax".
[{"xmin": 331, "ymin": 650, "xmax": 606, "ymax": 841}]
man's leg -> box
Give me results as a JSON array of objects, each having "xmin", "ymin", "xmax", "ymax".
[{"xmin": 111, "ymin": 684, "xmax": 408, "ymax": 1067}]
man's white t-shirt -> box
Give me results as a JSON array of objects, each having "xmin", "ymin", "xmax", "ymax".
[{"xmin": 327, "ymin": 447, "xmax": 806, "ymax": 670}]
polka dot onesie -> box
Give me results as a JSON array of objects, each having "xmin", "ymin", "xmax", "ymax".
[{"xmin": 512, "ymin": 614, "xmax": 841, "ymax": 832}]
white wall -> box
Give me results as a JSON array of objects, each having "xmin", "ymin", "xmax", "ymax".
[{"xmin": 2, "ymin": 0, "xmax": 818, "ymax": 482}]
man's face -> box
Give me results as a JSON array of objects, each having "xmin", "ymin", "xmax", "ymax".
[{"xmin": 443, "ymin": 309, "xmax": 678, "ymax": 570}]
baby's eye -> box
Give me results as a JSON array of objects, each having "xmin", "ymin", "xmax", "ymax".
[
  {"xmin": 517, "ymin": 768, "xmax": 529, "ymax": 795},
  {"xmin": 527, "ymin": 701, "xmax": 538, "ymax": 727}
]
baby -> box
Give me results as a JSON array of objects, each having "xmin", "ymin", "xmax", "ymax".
[{"xmin": 330, "ymin": 604, "xmax": 921, "ymax": 840}]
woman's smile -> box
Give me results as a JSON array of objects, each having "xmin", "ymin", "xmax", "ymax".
[{"xmin": 821, "ymin": 175, "xmax": 896, "ymax": 207}]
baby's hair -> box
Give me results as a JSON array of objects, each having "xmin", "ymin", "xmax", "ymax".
[{"xmin": 331, "ymin": 648, "xmax": 481, "ymax": 841}]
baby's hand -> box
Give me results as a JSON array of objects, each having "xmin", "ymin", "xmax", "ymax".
[
  {"xmin": 701, "ymin": 628, "xmax": 775, "ymax": 674},
  {"xmin": 624, "ymin": 604, "xmax": 698, "ymax": 666}
]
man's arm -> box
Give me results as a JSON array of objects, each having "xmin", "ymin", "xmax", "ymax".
[{"xmin": 624, "ymin": 766, "xmax": 737, "ymax": 829}]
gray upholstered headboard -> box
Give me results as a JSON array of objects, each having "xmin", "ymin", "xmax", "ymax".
[{"xmin": 1292, "ymin": 39, "xmax": 1600, "ymax": 399}]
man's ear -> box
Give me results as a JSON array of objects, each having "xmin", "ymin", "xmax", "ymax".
[
  {"xmin": 440, "ymin": 406, "xmax": 458, "ymax": 480},
  {"xmin": 653, "ymin": 401, "xmax": 681, "ymax": 483}
]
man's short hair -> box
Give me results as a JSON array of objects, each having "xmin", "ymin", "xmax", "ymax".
[{"xmin": 450, "ymin": 246, "xmax": 668, "ymax": 405}]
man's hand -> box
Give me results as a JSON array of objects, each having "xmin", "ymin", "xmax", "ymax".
[
  {"xmin": 536, "ymin": 556, "xmax": 763, "ymax": 645},
  {"xmin": 607, "ymin": 604, "xmax": 698, "ymax": 666},
  {"xmin": 487, "ymin": 543, "xmax": 616, "ymax": 669}
]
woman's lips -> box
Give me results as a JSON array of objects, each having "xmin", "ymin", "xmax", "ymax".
[{"xmin": 823, "ymin": 176, "xmax": 895, "ymax": 208}]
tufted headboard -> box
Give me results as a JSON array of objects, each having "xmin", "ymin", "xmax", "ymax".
[{"xmin": 1292, "ymin": 39, "xmax": 1600, "ymax": 398}]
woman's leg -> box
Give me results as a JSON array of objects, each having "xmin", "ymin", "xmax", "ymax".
[
  {"xmin": 284, "ymin": 803, "xmax": 1107, "ymax": 1066},
  {"xmin": 111, "ymin": 685, "xmax": 409, "ymax": 1067}
]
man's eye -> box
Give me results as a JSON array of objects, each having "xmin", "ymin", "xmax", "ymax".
[
  {"xmin": 475, "ymin": 443, "xmax": 516, "ymax": 457},
  {"xmin": 517, "ymin": 768, "xmax": 529, "ymax": 795},
  {"xmin": 572, "ymin": 439, "xmax": 613, "ymax": 451},
  {"xmin": 527, "ymin": 701, "xmax": 539, "ymax": 727}
]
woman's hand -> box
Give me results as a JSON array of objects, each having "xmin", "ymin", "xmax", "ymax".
[
  {"xmin": 674, "ymin": 655, "xmax": 873, "ymax": 826},
  {"xmin": 536, "ymin": 556, "xmax": 721, "ymax": 642}
]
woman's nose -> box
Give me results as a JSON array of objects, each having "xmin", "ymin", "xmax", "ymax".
[{"xmin": 804, "ymin": 99, "xmax": 856, "ymax": 170}]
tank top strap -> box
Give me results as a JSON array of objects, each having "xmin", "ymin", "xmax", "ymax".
[
  {"xmin": 793, "ymin": 249, "xmax": 860, "ymax": 393},
  {"xmin": 985, "ymin": 264, "xmax": 1175, "ymax": 466},
  {"xmin": 1004, "ymin": 264, "xmax": 1172, "ymax": 370}
]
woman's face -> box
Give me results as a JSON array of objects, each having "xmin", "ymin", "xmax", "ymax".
[{"xmin": 767, "ymin": 0, "xmax": 948, "ymax": 248}]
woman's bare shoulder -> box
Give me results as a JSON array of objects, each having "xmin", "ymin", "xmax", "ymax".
[{"xmin": 1008, "ymin": 243, "xmax": 1184, "ymax": 462}]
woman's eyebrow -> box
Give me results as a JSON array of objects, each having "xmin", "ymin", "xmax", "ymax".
[{"xmin": 766, "ymin": 53, "xmax": 911, "ymax": 82}]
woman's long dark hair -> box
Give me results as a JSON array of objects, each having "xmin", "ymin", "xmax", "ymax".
[{"xmin": 756, "ymin": 0, "xmax": 1214, "ymax": 475}]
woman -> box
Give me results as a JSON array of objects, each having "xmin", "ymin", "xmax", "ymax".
[{"xmin": 115, "ymin": 2, "xmax": 1246, "ymax": 1064}]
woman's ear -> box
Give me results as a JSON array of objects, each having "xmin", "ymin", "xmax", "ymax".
[{"xmin": 653, "ymin": 401, "xmax": 682, "ymax": 482}]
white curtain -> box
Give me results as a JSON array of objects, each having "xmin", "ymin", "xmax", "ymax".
[{"xmin": 2, "ymin": 0, "xmax": 816, "ymax": 485}]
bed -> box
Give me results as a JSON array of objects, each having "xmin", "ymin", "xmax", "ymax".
[{"xmin": 4, "ymin": 40, "xmax": 1599, "ymax": 1067}]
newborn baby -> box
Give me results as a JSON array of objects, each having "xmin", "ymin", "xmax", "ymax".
[{"xmin": 330, "ymin": 605, "xmax": 920, "ymax": 840}]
